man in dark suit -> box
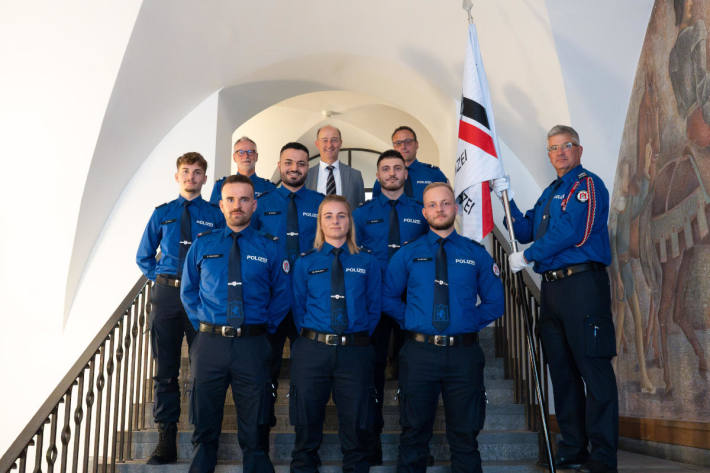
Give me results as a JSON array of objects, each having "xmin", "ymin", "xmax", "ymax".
[{"xmin": 305, "ymin": 125, "xmax": 365, "ymax": 208}]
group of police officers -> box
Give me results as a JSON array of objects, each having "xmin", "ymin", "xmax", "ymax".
[{"xmin": 137, "ymin": 124, "xmax": 618, "ymax": 473}]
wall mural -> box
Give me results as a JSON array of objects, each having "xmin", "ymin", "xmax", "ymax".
[{"xmin": 610, "ymin": 0, "xmax": 710, "ymax": 422}]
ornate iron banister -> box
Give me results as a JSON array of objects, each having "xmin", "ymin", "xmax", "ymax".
[
  {"xmin": 1, "ymin": 276, "xmax": 153, "ymax": 473},
  {"xmin": 490, "ymin": 225, "xmax": 553, "ymax": 463}
]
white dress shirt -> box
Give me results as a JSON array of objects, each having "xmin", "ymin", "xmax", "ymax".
[{"xmin": 316, "ymin": 159, "xmax": 342, "ymax": 195}]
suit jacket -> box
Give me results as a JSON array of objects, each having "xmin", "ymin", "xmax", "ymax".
[{"xmin": 305, "ymin": 160, "xmax": 365, "ymax": 209}]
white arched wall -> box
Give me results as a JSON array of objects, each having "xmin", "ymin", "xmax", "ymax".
[{"xmin": 1, "ymin": 0, "xmax": 656, "ymax": 455}]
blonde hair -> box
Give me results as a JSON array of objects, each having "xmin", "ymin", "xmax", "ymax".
[
  {"xmin": 422, "ymin": 181, "xmax": 455, "ymax": 202},
  {"xmin": 313, "ymin": 195, "xmax": 359, "ymax": 254}
]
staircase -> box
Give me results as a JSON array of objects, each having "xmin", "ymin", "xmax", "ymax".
[{"xmin": 117, "ymin": 327, "xmax": 544, "ymax": 473}]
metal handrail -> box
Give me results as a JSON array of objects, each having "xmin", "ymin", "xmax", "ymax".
[
  {"xmin": 0, "ymin": 276, "xmax": 154, "ymax": 473},
  {"xmin": 490, "ymin": 225, "xmax": 553, "ymax": 464}
]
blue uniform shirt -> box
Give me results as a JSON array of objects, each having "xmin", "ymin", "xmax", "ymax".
[
  {"xmin": 383, "ymin": 230, "xmax": 504, "ymax": 335},
  {"xmin": 136, "ymin": 195, "xmax": 224, "ymax": 280},
  {"xmin": 180, "ymin": 225, "xmax": 290, "ymax": 333},
  {"xmin": 509, "ymin": 164, "xmax": 611, "ymax": 273},
  {"xmin": 209, "ymin": 173, "xmax": 276, "ymax": 203},
  {"xmin": 372, "ymin": 159, "xmax": 447, "ymax": 202},
  {"xmin": 252, "ymin": 185, "xmax": 324, "ymax": 259},
  {"xmin": 353, "ymin": 193, "xmax": 428, "ymax": 264},
  {"xmin": 292, "ymin": 243, "xmax": 382, "ymax": 335}
]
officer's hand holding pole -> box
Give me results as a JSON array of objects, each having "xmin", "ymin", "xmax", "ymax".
[
  {"xmin": 491, "ymin": 175, "xmax": 514, "ymax": 201},
  {"xmin": 508, "ymin": 251, "xmax": 530, "ymax": 273}
]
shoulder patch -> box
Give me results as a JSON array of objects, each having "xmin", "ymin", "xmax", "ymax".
[
  {"xmin": 156, "ymin": 202, "xmax": 168, "ymax": 209},
  {"xmin": 260, "ymin": 232, "xmax": 279, "ymax": 241},
  {"xmin": 196, "ymin": 230, "xmax": 213, "ymax": 238},
  {"xmin": 576, "ymin": 190, "xmax": 589, "ymax": 203},
  {"xmin": 492, "ymin": 263, "xmax": 501, "ymax": 277},
  {"xmin": 300, "ymin": 248, "xmax": 317, "ymax": 257}
]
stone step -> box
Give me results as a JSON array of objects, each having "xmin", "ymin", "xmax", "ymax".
[
  {"xmin": 115, "ymin": 460, "xmax": 544, "ymax": 473},
  {"xmin": 130, "ymin": 431, "xmax": 539, "ymax": 462},
  {"xmin": 144, "ymin": 403, "xmax": 527, "ymax": 431}
]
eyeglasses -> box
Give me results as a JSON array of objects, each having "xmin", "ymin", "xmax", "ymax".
[
  {"xmin": 547, "ymin": 142, "xmax": 578, "ymax": 153},
  {"xmin": 234, "ymin": 150, "xmax": 257, "ymax": 157},
  {"xmin": 393, "ymin": 138, "xmax": 416, "ymax": 147}
]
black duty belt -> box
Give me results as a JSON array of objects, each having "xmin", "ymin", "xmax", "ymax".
[
  {"xmin": 300, "ymin": 328, "xmax": 370, "ymax": 346},
  {"xmin": 542, "ymin": 262, "xmax": 606, "ymax": 282},
  {"xmin": 407, "ymin": 331, "xmax": 479, "ymax": 347},
  {"xmin": 156, "ymin": 274, "xmax": 180, "ymax": 287},
  {"xmin": 199, "ymin": 322, "xmax": 267, "ymax": 338}
]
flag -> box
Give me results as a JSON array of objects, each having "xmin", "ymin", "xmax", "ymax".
[{"xmin": 454, "ymin": 22, "xmax": 505, "ymax": 243}]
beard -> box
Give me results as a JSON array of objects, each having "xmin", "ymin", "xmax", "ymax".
[
  {"xmin": 381, "ymin": 178, "xmax": 404, "ymax": 191},
  {"xmin": 228, "ymin": 211, "xmax": 251, "ymax": 228},
  {"xmin": 281, "ymin": 171, "xmax": 306, "ymax": 188},
  {"xmin": 427, "ymin": 213, "xmax": 456, "ymax": 230}
]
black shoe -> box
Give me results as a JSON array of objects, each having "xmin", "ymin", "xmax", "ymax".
[
  {"xmin": 548, "ymin": 454, "xmax": 588, "ymax": 470},
  {"xmin": 147, "ymin": 423, "xmax": 177, "ymax": 464},
  {"xmin": 577, "ymin": 460, "xmax": 617, "ymax": 473}
]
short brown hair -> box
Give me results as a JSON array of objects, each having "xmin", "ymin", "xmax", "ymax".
[
  {"xmin": 176, "ymin": 152, "xmax": 207, "ymax": 172},
  {"xmin": 222, "ymin": 173, "xmax": 254, "ymax": 192},
  {"xmin": 391, "ymin": 125, "xmax": 418, "ymax": 142},
  {"xmin": 422, "ymin": 181, "xmax": 454, "ymax": 202},
  {"xmin": 313, "ymin": 195, "xmax": 359, "ymax": 254}
]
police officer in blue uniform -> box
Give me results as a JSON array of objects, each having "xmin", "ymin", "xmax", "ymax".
[
  {"xmin": 181, "ymin": 174, "xmax": 290, "ymax": 473},
  {"xmin": 136, "ymin": 152, "xmax": 224, "ymax": 464},
  {"xmin": 501, "ymin": 125, "xmax": 618, "ymax": 473},
  {"xmin": 209, "ymin": 136, "xmax": 276, "ymax": 203},
  {"xmin": 251, "ymin": 142, "xmax": 324, "ymax": 433},
  {"xmin": 290, "ymin": 195, "xmax": 381, "ymax": 473},
  {"xmin": 384, "ymin": 182, "xmax": 504, "ymax": 473},
  {"xmin": 352, "ymin": 149, "xmax": 428, "ymax": 464},
  {"xmin": 371, "ymin": 126, "xmax": 447, "ymax": 202}
]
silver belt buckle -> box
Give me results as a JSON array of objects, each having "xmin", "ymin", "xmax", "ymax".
[
  {"xmin": 325, "ymin": 334, "xmax": 339, "ymax": 345},
  {"xmin": 433, "ymin": 335, "xmax": 447, "ymax": 347},
  {"xmin": 221, "ymin": 326, "xmax": 238, "ymax": 337}
]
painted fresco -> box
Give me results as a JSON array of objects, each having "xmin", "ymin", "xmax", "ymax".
[{"xmin": 610, "ymin": 0, "xmax": 710, "ymax": 422}]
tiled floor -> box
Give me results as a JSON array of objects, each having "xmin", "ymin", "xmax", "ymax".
[{"xmin": 601, "ymin": 450, "xmax": 707, "ymax": 472}]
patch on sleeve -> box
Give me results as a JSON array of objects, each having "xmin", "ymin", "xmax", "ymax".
[
  {"xmin": 282, "ymin": 259, "xmax": 291, "ymax": 274},
  {"xmin": 576, "ymin": 190, "xmax": 589, "ymax": 203},
  {"xmin": 492, "ymin": 263, "xmax": 500, "ymax": 277}
]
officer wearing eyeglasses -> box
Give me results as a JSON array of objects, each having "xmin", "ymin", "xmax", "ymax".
[
  {"xmin": 181, "ymin": 174, "xmax": 290, "ymax": 473},
  {"xmin": 210, "ymin": 136, "xmax": 276, "ymax": 203},
  {"xmin": 371, "ymin": 126, "xmax": 447, "ymax": 202},
  {"xmin": 383, "ymin": 182, "xmax": 504, "ymax": 473},
  {"xmin": 495, "ymin": 125, "xmax": 617, "ymax": 473}
]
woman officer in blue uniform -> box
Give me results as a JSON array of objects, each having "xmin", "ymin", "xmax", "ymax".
[{"xmin": 290, "ymin": 195, "xmax": 382, "ymax": 473}]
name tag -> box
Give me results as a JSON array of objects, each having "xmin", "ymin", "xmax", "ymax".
[
  {"xmin": 160, "ymin": 219, "xmax": 176, "ymax": 225},
  {"xmin": 413, "ymin": 257, "xmax": 432, "ymax": 262},
  {"xmin": 264, "ymin": 211, "xmax": 281, "ymax": 216},
  {"xmin": 309, "ymin": 268, "xmax": 328, "ymax": 275},
  {"xmin": 203, "ymin": 253, "xmax": 223, "ymax": 259},
  {"xmin": 367, "ymin": 219, "xmax": 384, "ymax": 224}
]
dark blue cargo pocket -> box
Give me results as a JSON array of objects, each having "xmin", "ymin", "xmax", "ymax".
[{"xmin": 584, "ymin": 315, "xmax": 617, "ymax": 358}]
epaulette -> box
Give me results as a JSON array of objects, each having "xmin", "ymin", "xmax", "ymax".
[
  {"xmin": 576, "ymin": 171, "xmax": 588, "ymax": 180},
  {"xmin": 215, "ymin": 176, "xmax": 226, "ymax": 183},
  {"xmin": 257, "ymin": 188, "xmax": 274, "ymax": 199},
  {"xmin": 359, "ymin": 246, "xmax": 373, "ymax": 254},
  {"xmin": 463, "ymin": 236, "xmax": 485, "ymax": 248},
  {"xmin": 196, "ymin": 230, "xmax": 213, "ymax": 238},
  {"xmin": 155, "ymin": 202, "xmax": 168, "ymax": 209},
  {"xmin": 210, "ymin": 202, "xmax": 220, "ymax": 208},
  {"xmin": 422, "ymin": 162, "xmax": 439, "ymax": 169},
  {"xmin": 260, "ymin": 232, "xmax": 279, "ymax": 241},
  {"xmin": 300, "ymin": 248, "xmax": 317, "ymax": 257}
]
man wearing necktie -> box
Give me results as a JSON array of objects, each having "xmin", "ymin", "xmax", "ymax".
[
  {"xmin": 498, "ymin": 125, "xmax": 617, "ymax": 473},
  {"xmin": 371, "ymin": 126, "xmax": 448, "ymax": 202},
  {"xmin": 305, "ymin": 125, "xmax": 366, "ymax": 209},
  {"xmin": 181, "ymin": 174, "xmax": 290, "ymax": 473},
  {"xmin": 252, "ymin": 142, "xmax": 324, "ymax": 438},
  {"xmin": 209, "ymin": 136, "xmax": 276, "ymax": 203},
  {"xmin": 136, "ymin": 152, "xmax": 224, "ymax": 464},
  {"xmin": 352, "ymin": 150, "xmax": 428, "ymax": 464},
  {"xmin": 383, "ymin": 183, "xmax": 504, "ymax": 473},
  {"xmin": 290, "ymin": 195, "xmax": 381, "ymax": 473}
]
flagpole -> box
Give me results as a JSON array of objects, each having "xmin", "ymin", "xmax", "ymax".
[{"xmin": 501, "ymin": 190, "xmax": 556, "ymax": 472}]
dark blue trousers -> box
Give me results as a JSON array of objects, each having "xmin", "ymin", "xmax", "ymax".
[
  {"xmin": 189, "ymin": 332, "xmax": 274, "ymax": 473},
  {"xmin": 539, "ymin": 268, "xmax": 618, "ymax": 469},
  {"xmin": 397, "ymin": 339, "xmax": 486, "ymax": 473},
  {"xmin": 150, "ymin": 281, "xmax": 196, "ymax": 424},
  {"xmin": 289, "ymin": 337, "xmax": 376, "ymax": 473}
]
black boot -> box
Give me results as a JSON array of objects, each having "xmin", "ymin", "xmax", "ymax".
[{"xmin": 147, "ymin": 423, "xmax": 177, "ymax": 464}]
